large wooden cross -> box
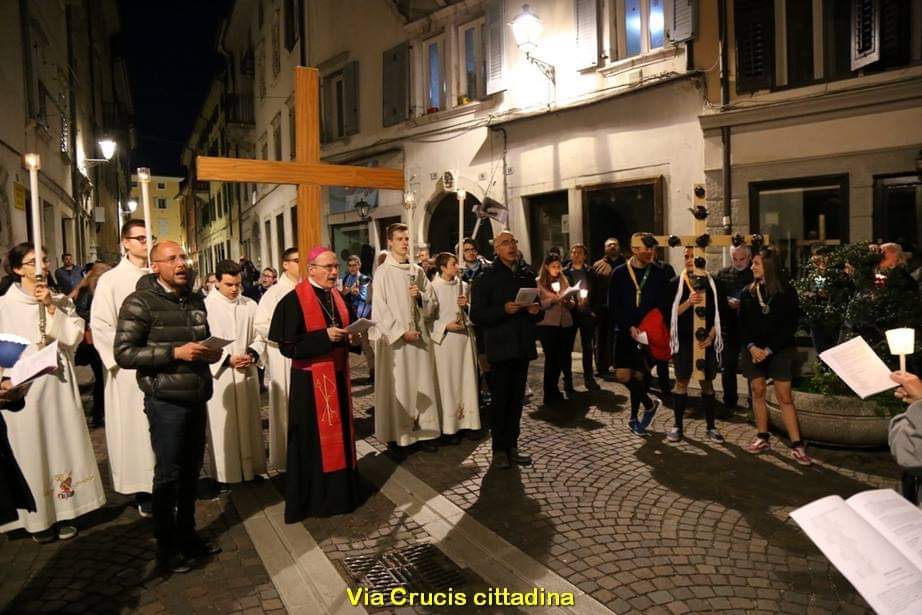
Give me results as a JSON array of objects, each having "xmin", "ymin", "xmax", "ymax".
[
  {"xmin": 196, "ymin": 67, "xmax": 405, "ymax": 277},
  {"xmin": 632, "ymin": 186, "xmax": 770, "ymax": 381}
]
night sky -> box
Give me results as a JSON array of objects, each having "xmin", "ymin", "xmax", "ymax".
[{"xmin": 121, "ymin": 0, "xmax": 233, "ymax": 177}]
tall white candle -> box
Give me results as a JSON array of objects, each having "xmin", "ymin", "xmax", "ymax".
[
  {"xmin": 457, "ymin": 188, "xmax": 466, "ymax": 262},
  {"xmin": 403, "ymin": 190, "xmax": 415, "ymax": 262},
  {"xmin": 137, "ymin": 167, "xmax": 153, "ymax": 262},
  {"xmin": 24, "ymin": 154, "xmax": 43, "ymax": 277}
]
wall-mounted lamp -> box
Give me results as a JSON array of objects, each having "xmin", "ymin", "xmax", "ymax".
[
  {"xmin": 354, "ymin": 199, "xmax": 371, "ymax": 220},
  {"xmin": 84, "ymin": 138, "xmax": 118, "ymax": 168},
  {"xmin": 127, "ymin": 199, "xmax": 138, "ymax": 213},
  {"xmin": 510, "ymin": 4, "xmax": 555, "ymax": 85}
]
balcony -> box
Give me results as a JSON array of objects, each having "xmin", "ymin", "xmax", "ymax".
[{"xmin": 225, "ymin": 93, "xmax": 255, "ymax": 126}]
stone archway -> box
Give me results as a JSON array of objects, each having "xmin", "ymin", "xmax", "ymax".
[{"xmin": 425, "ymin": 192, "xmax": 493, "ymax": 257}]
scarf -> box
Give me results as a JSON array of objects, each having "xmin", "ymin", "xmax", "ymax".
[{"xmin": 669, "ymin": 270, "xmax": 723, "ymax": 362}]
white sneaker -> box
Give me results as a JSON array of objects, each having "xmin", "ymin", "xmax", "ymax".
[{"xmin": 666, "ymin": 427, "xmax": 683, "ymax": 442}]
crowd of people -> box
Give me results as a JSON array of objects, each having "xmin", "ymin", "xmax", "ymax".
[{"xmin": 1, "ymin": 217, "xmax": 920, "ymax": 577}]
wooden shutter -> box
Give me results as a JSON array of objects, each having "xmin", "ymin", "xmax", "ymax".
[
  {"xmin": 382, "ymin": 42, "xmax": 409, "ymax": 128},
  {"xmin": 575, "ymin": 0, "xmax": 600, "ymax": 70},
  {"xmin": 734, "ymin": 0, "xmax": 774, "ymax": 93},
  {"xmin": 667, "ymin": 0, "xmax": 696, "ymax": 43},
  {"xmin": 343, "ymin": 61, "xmax": 359, "ymax": 136},
  {"xmin": 485, "ymin": 0, "xmax": 505, "ymax": 95},
  {"xmin": 851, "ymin": 0, "xmax": 880, "ymax": 70},
  {"xmin": 879, "ymin": 0, "xmax": 910, "ymax": 68}
]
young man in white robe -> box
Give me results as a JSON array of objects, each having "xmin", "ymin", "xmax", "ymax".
[
  {"xmin": 254, "ymin": 247, "xmax": 300, "ymax": 471},
  {"xmin": 428, "ymin": 253, "xmax": 481, "ymax": 443},
  {"xmin": 89, "ymin": 219, "xmax": 155, "ymax": 516},
  {"xmin": 0, "ymin": 242, "xmax": 106, "ymax": 542},
  {"xmin": 205, "ymin": 260, "xmax": 267, "ymax": 484},
  {"xmin": 372, "ymin": 223, "xmax": 440, "ymax": 459}
]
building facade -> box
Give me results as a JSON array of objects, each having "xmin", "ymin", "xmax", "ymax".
[
  {"xmin": 128, "ymin": 174, "xmax": 184, "ymax": 245},
  {"xmin": 0, "ymin": 0, "xmax": 134, "ymax": 268}
]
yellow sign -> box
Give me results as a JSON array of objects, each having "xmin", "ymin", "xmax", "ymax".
[{"xmin": 13, "ymin": 182, "xmax": 26, "ymax": 210}]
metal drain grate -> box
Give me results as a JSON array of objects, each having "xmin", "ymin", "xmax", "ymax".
[{"xmin": 343, "ymin": 543, "xmax": 466, "ymax": 601}]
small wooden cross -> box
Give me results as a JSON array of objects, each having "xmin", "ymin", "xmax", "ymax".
[
  {"xmin": 631, "ymin": 186, "xmax": 771, "ymax": 381},
  {"xmin": 196, "ymin": 67, "xmax": 405, "ymax": 277}
]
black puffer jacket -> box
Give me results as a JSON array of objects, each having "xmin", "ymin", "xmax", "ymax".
[{"xmin": 114, "ymin": 274, "xmax": 213, "ymax": 403}]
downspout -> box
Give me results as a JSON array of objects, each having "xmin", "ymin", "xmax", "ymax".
[
  {"xmin": 718, "ymin": 0, "xmax": 732, "ymax": 234},
  {"xmin": 298, "ymin": 0, "xmax": 308, "ymax": 66},
  {"xmin": 86, "ymin": 1, "xmax": 102, "ymax": 250}
]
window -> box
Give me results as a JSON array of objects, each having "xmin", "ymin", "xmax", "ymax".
[
  {"xmin": 526, "ymin": 191, "xmax": 570, "ymax": 264},
  {"xmin": 331, "ymin": 223, "xmax": 371, "ymax": 272},
  {"xmin": 157, "ymin": 182, "xmax": 167, "ymax": 190},
  {"xmin": 290, "ymin": 205, "xmax": 299, "ymax": 247},
  {"xmin": 749, "ymin": 175, "xmax": 849, "ymax": 277},
  {"xmin": 321, "ymin": 62, "xmax": 358, "ymax": 141},
  {"xmin": 618, "ymin": 0, "xmax": 666, "ymax": 59},
  {"xmin": 272, "ymin": 114, "xmax": 282, "ymax": 160},
  {"xmin": 260, "ymin": 134, "xmax": 269, "ymax": 161},
  {"xmin": 874, "ymin": 175, "xmax": 922, "ymax": 248},
  {"xmin": 459, "ymin": 18, "xmax": 485, "ymax": 101},
  {"xmin": 156, "ymin": 198, "xmax": 168, "ymax": 210},
  {"xmin": 284, "ymin": 0, "xmax": 300, "ymax": 52},
  {"xmin": 276, "ymin": 213, "xmax": 286, "ymax": 264},
  {"xmin": 264, "ymin": 219, "xmax": 272, "ymax": 264},
  {"xmin": 424, "ymin": 35, "xmax": 446, "ymax": 113}
]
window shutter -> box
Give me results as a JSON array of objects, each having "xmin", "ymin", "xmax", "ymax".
[
  {"xmin": 851, "ymin": 0, "xmax": 880, "ymax": 70},
  {"xmin": 667, "ymin": 0, "xmax": 696, "ymax": 43},
  {"xmin": 485, "ymin": 0, "xmax": 506, "ymax": 95},
  {"xmin": 382, "ymin": 43, "xmax": 409, "ymax": 128},
  {"xmin": 734, "ymin": 0, "xmax": 774, "ymax": 93},
  {"xmin": 343, "ymin": 60, "xmax": 359, "ymax": 136},
  {"xmin": 575, "ymin": 0, "xmax": 600, "ymax": 70}
]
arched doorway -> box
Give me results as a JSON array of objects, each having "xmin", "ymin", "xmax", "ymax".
[{"xmin": 426, "ymin": 192, "xmax": 493, "ymax": 257}]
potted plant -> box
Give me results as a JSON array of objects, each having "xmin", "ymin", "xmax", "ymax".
[{"xmin": 764, "ymin": 243, "xmax": 921, "ymax": 447}]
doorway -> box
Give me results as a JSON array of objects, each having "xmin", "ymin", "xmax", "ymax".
[
  {"xmin": 582, "ymin": 177, "xmax": 664, "ymax": 262},
  {"xmin": 426, "ymin": 192, "xmax": 493, "ymax": 257},
  {"xmin": 874, "ymin": 175, "xmax": 922, "ymax": 253}
]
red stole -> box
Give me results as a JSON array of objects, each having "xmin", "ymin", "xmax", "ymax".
[{"xmin": 292, "ymin": 281, "xmax": 355, "ymax": 473}]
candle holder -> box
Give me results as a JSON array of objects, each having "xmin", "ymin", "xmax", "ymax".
[{"xmin": 886, "ymin": 328, "xmax": 915, "ymax": 373}]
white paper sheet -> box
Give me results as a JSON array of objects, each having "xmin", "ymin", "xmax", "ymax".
[
  {"xmin": 201, "ymin": 336, "xmax": 235, "ymax": 350},
  {"xmin": 9, "ymin": 341, "xmax": 59, "ymax": 387},
  {"xmin": 346, "ymin": 318, "xmax": 376, "ymax": 335},
  {"xmin": 819, "ymin": 336, "xmax": 899, "ymax": 399},
  {"xmin": 514, "ymin": 288, "xmax": 539, "ymax": 306},
  {"xmin": 848, "ymin": 489, "xmax": 922, "ymax": 573}
]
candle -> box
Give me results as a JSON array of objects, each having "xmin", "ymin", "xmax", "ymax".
[
  {"xmin": 551, "ymin": 281, "xmax": 560, "ymax": 293},
  {"xmin": 137, "ymin": 167, "xmax": 153, "ymax": 263},
  {"xmin": 457, "ymin": 188, "xmax": 467, "ymax": 261},
  {"xmin": 886, "ymin": 328, "xmax": 915, "ymax": 373},
  {"xmin": 579, "ymin": 289, "xmax": 588, "ymax": 300},
  {"xmin": 24, "ymin": 154, "xmax": 43, "ymax": 276}
]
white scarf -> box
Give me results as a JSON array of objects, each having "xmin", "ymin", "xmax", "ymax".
[{"xmin": 669, "ymin": 270, "xmax": 723, "ymax": 363}]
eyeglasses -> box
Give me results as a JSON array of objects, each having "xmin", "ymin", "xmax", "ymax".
[
  {"xmin": 310, "ymin": 263, "xmax": 340, "ymax": 271},
  {"xmin": 152, "ymin": 254, "xmax": 189, "ymax": 264},
  {"xmin": 21, "ymin": 258, "xmax": 50, "ymax": 267}
]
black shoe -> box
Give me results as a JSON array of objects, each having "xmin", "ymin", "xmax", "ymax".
[
  {"xmin": 418, "ymin": 440, "xmax": 439, "ymax": 453},
  {"xmin": 585, "ymin": 378, "xmax": 601, "ymax": 391},
  {"xmin": 491, "ymin": 451, "xmax": 511, "ymax": 469},
  {"xmin": 509, "ymin": 448, "xmax": 532, "ymax": 466},
  {"xmin": 443, "ymin": 434, "xmax": 462, "ymax": 445},
  {"xmin": 464, "ymin": 429, "xmax": 483, "ymax": 441},
  {"xmin": 563, "ymin": 381, "xmax": 576, "ymax": 394},
  {"xmin": 157, "ymin": 552, "xmax": 192, "ymax": 574},
  {"xmin": 181, "ymin": 534, "xmax": 222, "ymax": 560},
  {"xmin": 386, "ymin": 443, "xmax": 407, "ymax": 461}
]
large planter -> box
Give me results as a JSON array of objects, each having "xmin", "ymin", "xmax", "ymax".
[{"xmin": 764, "ymin": 389, "xmax": 890, "ymax": 448}]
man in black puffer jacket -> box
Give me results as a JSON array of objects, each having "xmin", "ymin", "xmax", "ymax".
[{"xmin": 115, "ymin": 241, "xmax": 223, "ymax": 574}]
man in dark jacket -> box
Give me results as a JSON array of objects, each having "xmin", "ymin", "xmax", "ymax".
[
  {"xmin": 470, "ymin": 231, "xmax": 542, "ymax": 469},
  {"xmin": 715, "ymin": 245, "xmax": 754, "ymax": 408},
  {"xmin": 114, "ymin": 240, "xmax": 223, "ymax": 574},
  {"xmin": 590, "ymin": 238, "xmax": 625, "ymax": 379}
]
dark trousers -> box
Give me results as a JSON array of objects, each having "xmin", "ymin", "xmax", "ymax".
[
  {"xmin": 721, "ymin": 336, "xmax": 741, "ymax": 406},
  {"xmin": 144, "ymin": 397, "xmax": 207, "ymax": 556},
  {"xmin": 594, "ymin": 307, "xmax": 612, "ymax": 375},
  {"xmin": 538, "ymin": 326, "xmax": 571, "ymax": 399},
  {"xmin": 563, "ymin": 311, "xmax": 595, "ymax": 385},
  {"xmin": 75, "ymin": 342, "xmax": 104, "ymax": 424},
  {"xmin": 488, "ymin": 360, "xmax": 529, "ymax": 453}
]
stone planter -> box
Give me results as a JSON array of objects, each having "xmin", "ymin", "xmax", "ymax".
[{"xmin": 764, "ymin": 388, "xmax": 890, "ymax": 448}]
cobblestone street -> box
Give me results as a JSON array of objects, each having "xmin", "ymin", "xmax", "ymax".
[{"xmin": 0, "ymin": 356, "xmax": 900, "ymax": 614}]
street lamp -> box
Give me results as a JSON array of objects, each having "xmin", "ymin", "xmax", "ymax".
[
  {"xmin": 354, "ymin": 199, "xmax": 371, "ymax": 220},
  {"xmin": 510, "ymin": 4, "xmax": 555, "ymax": 85},
  {"xmin": 84, "ymin": 138, "xmax": 118, "ymax": 167},
  {"xmin": 127, "ymin": 199, "xmax": 138, "ymax": 213}
]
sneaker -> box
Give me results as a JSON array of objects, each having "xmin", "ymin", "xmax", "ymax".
[
  {"xmin": 791, "ymin": 446, "xmax": 813, "ymax": 466},
  {"xmin": 491, "ymin": 451, "xmax": 511, "ymax": 469},
  {"xmin": 628, "ymin": 419, "xmax": 648, "ymax": 437},
  {"xmin": 746, "ymin": 436, "xmax": 770, "ymax": 454},
  {"xmin": 138, "ymin": 500, "xmax": 154, "ymax": 518},
  {"xmin": 639, "ymin": 398, "xmax": 661, "ymax": 430},
  {"xmin": 181, "ymin": 534, "xmax": 222, "ymax": 560},
  {"xmin": 157, "ymin": 552, "xmax": 193, "ymax": 574},
  {"xmin": 509, "ymin": 448, "xmax": 532, "ymax": 466},
  {"xmin": 706, "ymin": 429, "xmax": 726, "ymax": 444},
  {"xmin": 666, "ymin": 427, "xmax": 683, "ymax": 442},
  {"xmin": 56, "ymin": 525, "xmax": 78, "ymax": 540}
]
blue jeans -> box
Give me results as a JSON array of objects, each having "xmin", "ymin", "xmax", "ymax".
[{"xmin": 144, "ymin": 397, "xmax": 207, "ymax": 556}]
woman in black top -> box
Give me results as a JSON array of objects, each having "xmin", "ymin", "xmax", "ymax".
[
  {"xmin": 740, "ymin": 249, "xmax": 812, "ymax": 465},
  {"xmin": 70, "ymin": 262, "xmax": 110, "ymax": 428}
]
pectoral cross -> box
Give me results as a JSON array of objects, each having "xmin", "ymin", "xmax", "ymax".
[
  {"xmin": 316, "ymin": 373, "xmax": 337, "ymax": 427},
  {"xmin": 632, "ymin": 185, "xmax": 772, "ymax": 381},
  {"xmin": 196, "ymin": 67, "xmax": 405, "ymax": 278}
]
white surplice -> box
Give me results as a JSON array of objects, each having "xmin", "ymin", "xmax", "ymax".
[
  {"xmin": 0, "ymin": 285, "xmax": 106, "ymax": 533},
  {"xmin": 428, "ymin": 276, "xmax": 481, "ymax": 435},
  {"xmin": 205, "ymin": 291, "xmax": 267, "ymax": 483},
  {"xmin": 89, "ymin": 257, "xmax": 155, "ymax": 495},
  {"xmin": 254, "ymin": 274, "xmax": 297, "ymax": 470},
  {"xmin": 372, "ymin": 254, "xmax": 440, "ymax": 446}
]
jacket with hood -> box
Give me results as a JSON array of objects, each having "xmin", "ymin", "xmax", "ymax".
[{"xmin": 114, "ymin": 273, "xmax": 213, "ymax": 403}]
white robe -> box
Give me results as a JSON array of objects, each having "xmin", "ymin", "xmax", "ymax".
[
  {"xmin": 0, "ymin": 285, "xmax": 106, "ymax": 533},
  {"xmin": 254, "ymin": 274, "xmax": 297, "ymax": 470},
  {"xmin": 428, "ymin": 276, "xmax": 481, "ymax": 435},
  {"xmin": 205, "ymin": 291, "xmax": 268, "ymax": 483},
  {"xmin": 89, "ymin": 257, "xmax": 155, "ymax": 495},
  {"xmin": 372, "ymin": 254, "xmax": 440, "ymax": 446}
]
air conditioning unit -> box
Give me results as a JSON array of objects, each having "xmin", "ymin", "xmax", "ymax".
[{"xmin": 442, "ymin": 170, "xmax": 457, "ymax": 191}]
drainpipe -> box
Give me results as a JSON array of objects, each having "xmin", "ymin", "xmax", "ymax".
[
  {"xmin": 718, "ymin": 0, "xmax": 732, "ymax": 235},
  {"xmin": 299, "ymin": 0, "xmax": 308, "ymax": 66}
]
